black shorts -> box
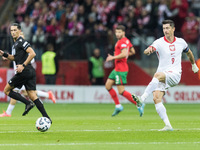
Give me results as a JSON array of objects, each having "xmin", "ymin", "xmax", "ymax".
[{"xmin": 8, "ymin": 65, "xmax": 36, "ymax": 90}]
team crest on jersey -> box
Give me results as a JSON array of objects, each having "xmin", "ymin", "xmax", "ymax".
[
  {"xmin": 169, "ymin": 45, "xmax": 175, "ymax": 51},
  {"xmin": 126, "ymin": 40, "xmax": 129, "ymax": 44}
]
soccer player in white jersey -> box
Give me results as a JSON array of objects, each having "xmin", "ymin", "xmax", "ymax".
[
  {"xmin": 132, "ymin": 20, "xmax": 199, "ymax": 131},
  {"xmin": 0, "ymin": 32, "xmax": 56, "ymax": 117}
]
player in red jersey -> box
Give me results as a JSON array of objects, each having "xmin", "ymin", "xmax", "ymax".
[{"xmin": 105, "ymin": 25, "xmax": 145, "ymax": 116}]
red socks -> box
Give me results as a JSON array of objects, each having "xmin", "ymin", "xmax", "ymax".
[
  {"xmin": 108, "ymin": 88, "xmax": 120, "ymax": 105},
  {"xmin": 122, "ymin": 91, "xmax": 136, "ymax": 105},
  {"xmin": 109, "ymin": 89, "xmax": 137, "ymax": 105}
]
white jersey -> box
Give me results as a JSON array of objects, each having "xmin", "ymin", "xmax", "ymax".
[
  {"xmin": 12, "ymin": 45, "xmax": 35, "ymax": 73},
  {"xmin": 151, "ymin": 36, "xmax": 189, "ymax": 74}
]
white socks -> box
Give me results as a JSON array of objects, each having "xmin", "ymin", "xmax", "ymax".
[
  {"xmin": 6, "ymin": 104, "xmax": 15, "ymax": 115},
  {"xmin": 141, "ymin": 77, "xmax": 159, "ymax": 102},
  {"xmin": 37, "ymin": 90, "xmax": 49, "ymax": 98},
  {"xmin": 155, "ymin": 102, "xmax": 172, "ymax": 127},
  {"xmin": 116, "ymin": 104, "xmax": 122, "ymax": 108}
]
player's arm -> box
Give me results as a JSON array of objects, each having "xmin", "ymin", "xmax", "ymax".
[
  {"xmin": 129, "ymin": 47, "xmax": 136, "ymax": 56},
  {"xmin": 23, "ymin": 47, "xmax": 36, "ymax": 66},
  {"xmin": 16, "ymin": 47, "xmax": 36, "ymax": 73},
  {"xmin": 186, "ymin": 49, "xmax": 199, "ymax": 73},
  {"xmin": 0, "ymin": 50, "xmax": 15, "ymax": 61},
  {"xmin": 144, "ymin": 46, "xmax": 155, "ymax": 55},
  {"xmin": 106, "ymin": 48, "xmax": 127, "ymax": 62}
]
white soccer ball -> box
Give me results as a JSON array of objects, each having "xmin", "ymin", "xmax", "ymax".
[{"xmin": 35, "ymin": 117, "xmax": 51, "ymax": 132}]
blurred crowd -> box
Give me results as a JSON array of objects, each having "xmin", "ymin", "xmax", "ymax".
[{"xmin": 1, "ymin": 0, "xmax": 200, "ymax": 60}]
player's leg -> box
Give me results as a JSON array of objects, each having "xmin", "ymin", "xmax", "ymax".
[
  {"xmin": 6, "ymin": 99, "xmax": 17, "ymax": 116},
  {"xmin": 36, "ymin": 90, "xmax": 56, "ymax": 103},
  {"xmin": 132, "ymin": 72, "xmax": 166, "ymax": 105},
  {"xmin": 117, "ymin": 85, "xmax": 136, "ymax": 105},
  {"xmin": 106, "ymin": 70, "xmax": 120, "ymax": 106},
  {"xmin": 117, "ymin": 85, "xmax": 144, "ymax": 116},
  {"xmin": 27, "ymin": 90, "xmax": 52, "ymax": 123},
  {"xmin": 4, "ymin": 83, "xmax": 32, "ymax": 106},
  {"xmin": 141, "ymin": 72, "xmax": 166, "ymax": 102},
  {"xmin": 0, "ymin": 98, "xmax": 17, "ymax": 117},
  {"xmin": 153, "ymin": 91, "xmax": 173, "ymax": 131},
  {"xmin": 105, "ymin": 71, "xmax": 122, "ymax": 116}
]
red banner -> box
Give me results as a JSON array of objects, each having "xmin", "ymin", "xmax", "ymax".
[{"xmin": 0, "ymin": 68, "xmax": 8, "ymax": 102}]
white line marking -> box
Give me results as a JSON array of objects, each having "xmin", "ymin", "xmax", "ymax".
[
  {"xmin": 0, "ymin": 142, "xmax": 200, "ymax": 146},
  {"xmin": 1, "ymin": 128, "xmax": 200, "ymax": 133}
]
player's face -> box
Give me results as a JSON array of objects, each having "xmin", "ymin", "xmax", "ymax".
[
  {"xmin": 10, "ymin": 26, "xmax": 21, "ymax": 39},
  {"xmin": 162, "ymin": 24, "xmax": 175, "ymax": 37},
  {"xmin": 115, "ymin": 29, "xmax": 125, "ymax": 39}
]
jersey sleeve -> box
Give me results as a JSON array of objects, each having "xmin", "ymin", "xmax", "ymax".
[
  {"xmin": 181, "ymin": 39, "xmax": 189, "ymax": 53},
  {"xmin": 18, "ymin": 38, "xmax": 31, "ymax": 51},
  {"xmin": 119, "ymin": 39, "xmax": 129, "ymax": 50},
  {"xmin": 150, "ymin": 39, "xmax": 159, "ymax": 51}
]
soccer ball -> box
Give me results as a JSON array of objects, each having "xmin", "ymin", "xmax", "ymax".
[{"xmin": 35, "ymin": 117, "xmax": 51, "ymax": 132}]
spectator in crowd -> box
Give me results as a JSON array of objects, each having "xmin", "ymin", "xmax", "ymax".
[
  {"xmin": 41, "ymin": 43, "xmax": 59, "ymax": 85},
  {"xmin": 181, "ymin": 12, "xmax": 199, "ymax": 60},
  {"xmin": 14, "ymin": 0, "xmax": 27, "ymax": 22},
  {"xmin": 157, "ymin": 0, "xmax": 178, "ymax": 37},
  {"xmin": 56, "ymin": 3, "xmax": 65, "ymax": 21},
  {"xmin": 88, "ymin": 48, "xmax": 105, "ymax": 85},
  {"xmin": 32, "ymin": 18, "xmax": 46, "ymax": 34},
  {"xmin": 38, "ymin": 5, "xmax": 49, "ymax": 26},
  {"xmin": 85, "ymin": 13, "xmax": 97, "ymax": 59},
  {"xmin": 46, "ymin": 18, "xmax": 62, "ymax": 47},
  {"xmin": 136, "ymin": 8, "xmax": 152, "ymax": 34},
  {"xmin": 30, "ymin": 1, "xmax": 41, "ymax": 21},
  {"xmin": 134, "ymin": 0, "xmax": 144, "ymax": 18},
  {"xmin": 170, "ymin": 0, "xmax": 189, "ymax": 33},
  {"xmin": 32, "ymin": 26, "xmax": 46, "ymax": 60},
  {"xmin": 20, "ymin": 15, "xmax": 34, "ymax": 42}
]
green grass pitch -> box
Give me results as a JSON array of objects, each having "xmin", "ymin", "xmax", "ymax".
[{"xmin": 0, "ymin": 103, "xmax": 199, "ymax": 150}]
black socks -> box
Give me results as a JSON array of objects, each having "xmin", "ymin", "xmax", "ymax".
[{"xmin": 8, "ymin": 90, "xmax": 30, "ymax": 105}]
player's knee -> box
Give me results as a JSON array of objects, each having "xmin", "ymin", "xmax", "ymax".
[
  {"xmin": 105, "ymin": 83, "xmax": 111, "ymax": 90},
  {"xmin": 3, "ymin": 88, "xmax": 10, "ymax": 95},
  {"xmin": 118, "ymin": 90, "xmax": 124, "ymax": 95},
  {"xmin": 154, "ymin": 72, "xmax": 160, "ymax": 79},
  {"xmin": 153, "ymin": 96, "xmax": 161, "ymax": 103}
]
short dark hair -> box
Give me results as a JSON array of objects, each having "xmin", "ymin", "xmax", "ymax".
[
  {"xmin": 162, "ymin": 20, "xmax": 175, "ymax": 28},
  {"xmin": 11, "ymin": 23, "xmax": 21, "ymax": 30},
  {"xmin": 116, "ymin": 25, "xmax": 126, "ymax": 32}
]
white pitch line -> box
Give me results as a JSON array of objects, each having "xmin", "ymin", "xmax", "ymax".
[
  {"xmin": 1, "ymin": 128, "xmax": 200, "ymax": 133},
  {"xmin": 0, "ymin": 142, "xmax": 200, "ymax": 146}
]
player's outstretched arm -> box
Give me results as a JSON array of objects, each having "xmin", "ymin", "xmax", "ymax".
[
  {"xmin": 144, "ymin": 46, "xmax": 155, "ymax": 55},
  {"xmin": 0, "ymin": 50, "xmax": 15, "ymax": 61},
  {"xmin": 106, "ymin": 48, "xmax": 127, "ymax": 62},
  {"xmin": 186, "ymin": 49, "xmax": 199, "ymax": 73}
]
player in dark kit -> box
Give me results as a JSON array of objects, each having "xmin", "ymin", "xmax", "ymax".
[{"xmin": 0, "ymin": 23, "xmax": 52, "ymax": 123}]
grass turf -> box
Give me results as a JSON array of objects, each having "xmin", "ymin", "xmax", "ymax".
[{"xmin": 0, "ymin": 103, "xmax": 199, "ymax": 150}]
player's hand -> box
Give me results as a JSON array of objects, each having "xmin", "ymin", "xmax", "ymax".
[
  {"xmin": 0, "ymin": 50, "xmax": 4, "ymax": 56},
  {"xmin": 144, "ymin": 47, "xmax": 155, "ymax": 55},
  {"xmin": 16, "ymin": 64, "xmax": 25, "ymax": 73},
  {"xmin": 2, "ymin": 56, "xmax": 8, "ymax": 60},
  {"xmin": 106, "ymin": 54, "xmax": 114, "ymax": 62},
  {"xmin": 192, "ymin": 63, "xmax": 199, "ymax": 73}
]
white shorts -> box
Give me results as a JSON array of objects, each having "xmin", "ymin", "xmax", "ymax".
[
  {"xmin": 14, "ymin": 85, "xmax": 26, "ymax": 93},
  {"xmin": 155, "ymin": 71, "xmax": 181, "ymax": 92}
]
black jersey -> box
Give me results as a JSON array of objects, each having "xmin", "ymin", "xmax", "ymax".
[{"xmin": 12, "ymin": 36, "xmax": 31, "ymax": 65}]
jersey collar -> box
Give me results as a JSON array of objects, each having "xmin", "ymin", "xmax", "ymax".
[{"xmin": 164, "ymin": 36, "xmax": 176, "ymax": 44}]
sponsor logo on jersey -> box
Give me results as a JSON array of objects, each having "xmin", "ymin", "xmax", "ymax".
[{"xmin": 121, "ymin": 44, "xmax": 127, "ymax": 48}]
